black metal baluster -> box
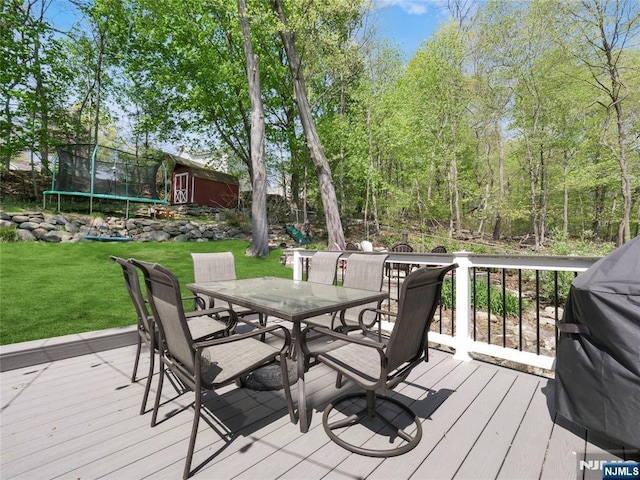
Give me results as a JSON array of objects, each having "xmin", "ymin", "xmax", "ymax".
[{"xmin": 502, "ymin": 268, "xmax": 507, "ymax": 347}]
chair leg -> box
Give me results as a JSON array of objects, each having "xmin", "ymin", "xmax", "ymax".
[
  {"xmin": 184, "ymin": 387, "xmax": 202, "ymax": 480},
  {"xmin": 131, "ymin": 334, "xmax": 142, "ymax": 382},
  {"xmin": 259, "ymin": 313, "xmax": 266, "ymax": 342},
  {"xmin": 140, "ymin": 349, "xmax": 155, "ymax": 415},
  {"xmin": 322, "ymin": 390, "xmax": 423, "ymax": 457},
  {"xmin": 151, "ymin": 361, "xmax": 165, "ymax": 427},
  {"xmin": 278, "ymin": 353, "xmax": 296, "ymax": 424}
]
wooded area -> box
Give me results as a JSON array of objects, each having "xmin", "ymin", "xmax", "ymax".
[{"xmin": 2, "ymin": 0, "xmax": 639, "ymax": 251}]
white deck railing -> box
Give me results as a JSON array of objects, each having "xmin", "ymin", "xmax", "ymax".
[{"xmin": 290, "ymin": 249, "xmax": 600, "ymax": 372}]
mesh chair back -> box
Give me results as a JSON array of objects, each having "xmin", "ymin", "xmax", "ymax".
[
  {"xmin": 342, "ymin": 253, "xmax": 388, "ymax": 325},
  {"xmin": 386, "ymin": 264, "xmax": 457, "ymax": 371},
  {"xmin": 132, "ymin": 260, "xmax": 195, "ymax": 373},
  {"xmin": 110, "ymin": 256, "xmax": 152, "ymax": 336},
  {"xmin": 191, "ymin": 252, "xmax": 237, "ymax": 282},
  {"xmin": 307, "ymin": 251, "xmax": 342, "ymax": 285},
  {"xmin": 191, "ymin": 252, "xmax": 236, "ymax": 308},
  {"xmin": 342, "ymin": 253, "xmax": 387, "ymax": 290}
]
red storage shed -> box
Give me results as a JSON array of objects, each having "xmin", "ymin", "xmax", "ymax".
[{"xmin": 170, "ymin": 157, "xmax": 240, "ymax": 209}]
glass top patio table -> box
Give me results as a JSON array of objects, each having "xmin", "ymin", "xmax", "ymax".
[
  {"xmin": 186, "ymin": 276, "xmax": 388, "ymax": 433},
  {"xmin": 186, "ymin": 276, "xmax": 388, "ymax": 324}
]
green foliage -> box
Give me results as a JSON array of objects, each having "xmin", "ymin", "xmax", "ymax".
[
  {"xmin": 2, "ymin": 0, "xmax": 638, "ymax": 245},
  {"xmin": 440, "ymin": 278, "xmax": 454, "ymax": 309},
  {"xmin": 473, "ymin": 279, "xmax": 525, "ymax": 318},
  {"xmin": 0, "ymin": 241, "xmax": 291, "ymax": 345},
  {"xmin": 547, "ymin": 229, "xmax": 616, "ymax": 257},
  {"xmin": 225, "ymin": 211, "xmax": 249, "ymax": 230},
  {"xmin": 525, "ymin": 227, "xmax": 614, "ymax": 305},
  {"xmin": 442, "ymin": 272, "xmax": 526, "ymax": 316},
  {"xmin": 438, "ymin": 271, "xmax": 527, "ymax": 318},
  {"xmin": 0, "ymin": 226, "xmax": 18, "ymax": 242},
  {"xmin": 537, "ymin": 270, "xmax": 575, "ymax": 306}
]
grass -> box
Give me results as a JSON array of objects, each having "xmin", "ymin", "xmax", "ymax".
[{"xmin": 0, "ymin": 240, "xmax": 292, "ymax": 345}]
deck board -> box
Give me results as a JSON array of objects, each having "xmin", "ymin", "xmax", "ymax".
[
  {"xmin": 316, "ymin": 353, "xmax": 462, "ymax": 480},
  {"xmin": 539, "ymin": 413, "xmax": 587, "ymax": 480},
  {"xmin": 1, "ymin": 343, "xmax": 632, "ymax": 480},
  {"xmin": 455, "ymin": 373, "xmax": 541, "ymax": 479},
  {"xmin": 409, "ymin": 368, "xmax": 518, "ymax": 479},
  {"xmin": 496, "ymin": 378, "xmax": 556, "ymax": 479},
  {"xmin": 367, "ymin": 361, "xmax": 489, "ymax": 480}
]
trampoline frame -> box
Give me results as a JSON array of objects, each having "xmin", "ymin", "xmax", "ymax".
[{"xmin": 43, "ymin": 145, "xmax": 169, "ymax": 217}]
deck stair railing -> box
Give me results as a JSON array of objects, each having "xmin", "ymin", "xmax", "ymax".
[{"xmin": 291, "ymin": 249, "xmax": 599, "ymax": 372}]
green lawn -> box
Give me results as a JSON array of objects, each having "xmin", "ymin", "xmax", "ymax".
[{"xmin": 0, "ymin": 241, "xmax": 292, "ymax": 345}]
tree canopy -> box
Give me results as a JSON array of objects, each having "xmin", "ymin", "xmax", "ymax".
[{"xmin": 2, "ymin": 0, "xmax": 638, "ymax": 247}]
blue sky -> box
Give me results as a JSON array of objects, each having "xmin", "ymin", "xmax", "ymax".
[
  {"xmin": 372, "ymin": 0, "xmax": 450, "ymax": 60},
  {"xmin": 46, "ymin": 0, "xmax": 449, "ymax": 62}
]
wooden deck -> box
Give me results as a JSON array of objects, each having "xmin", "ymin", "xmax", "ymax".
[{"xmin": 1, "ymin": 339, "xmax": 635, "ymax": 480}]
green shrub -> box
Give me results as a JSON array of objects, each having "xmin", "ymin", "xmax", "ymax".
[
  {"xmin": 226, "ymin": 211, "xmax": 248, "ymax": 229},
  {"xmin": 473, "ymin": 279, "xmax": 525, "ymax": 317},
  {"xmin": 440, "ymin": 278, "xmax": 454, "ymax": 309},
  {"xmin": 527, "ymin": 270, "xmax": 575, "ymax": 306},
  {"xmin": 0, "ymin": 226, "xmax": 18, "ymax": 242},
  {"xmin": 440, "ymin": 278, "xmax": 523, "ymax": 317}
]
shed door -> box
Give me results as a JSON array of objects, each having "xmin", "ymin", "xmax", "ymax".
[{"xmin": 174, "ymin": 172, "xmax": 189, "ymax": 204}]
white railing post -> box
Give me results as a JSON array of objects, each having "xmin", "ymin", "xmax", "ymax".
[
  {"xmin": 292, "ymin": 249, "xmax": 304, "ymax": 281},
  {"xmin": 452, "ymin": 251, "xmax": 473, "ymax": 362}
]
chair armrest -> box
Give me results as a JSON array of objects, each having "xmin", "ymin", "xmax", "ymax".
[
  {"xmin": 194, "ymin": 324, "xmax": 291, "ymax": 352},
  {"xmin": 357, "ymin": 307, "xmax": 396, "ymax": 324},
  {"xmin": 300, "ymin": 326, "xmax": 385, "ymax": 354},
  {"xmin": 356, "ymin": 304, "xmax": 393, "ymax": 338},
  {"xmin": 186, "ymin": 306, "xmax": 238, "ymax": 332},
  {"xmin": 183, "ymin": 294, "xmax": 206, "ymax": 310}
]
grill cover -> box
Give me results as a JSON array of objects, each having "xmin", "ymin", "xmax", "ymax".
[{"xmin": 555, "ymin": 236, "xmax": 640, "ymax": 448}]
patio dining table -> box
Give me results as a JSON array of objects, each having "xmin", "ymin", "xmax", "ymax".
[{"xmin": 186, "ymin": 276, "xmax": 388, "ymax": 433}]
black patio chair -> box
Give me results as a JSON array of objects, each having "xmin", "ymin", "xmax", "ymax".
[
  {"xmin": 387, "ymin": 241, "xmax": 415, "ymax": 278},
  {"xmin": 301, "ymin": 263, "xmax": 458, "ymax": 458},
  {"xmin": 132, "ymin": 260, "xmax": 295, "ymax": 480},
  {"xmin": 303, "ymin": 253, "xmax": 389, "ymax": 339},
  {"xmin": 191, "ymin": 252, "xmax": 265, "ymax": 331},
  {"xmin": 307, "ymin": 250, "xmax": 343, "ymax": 285},
  {"xmin": 110, "ymin": 256, "xmax": 236, "ymax": 415}
]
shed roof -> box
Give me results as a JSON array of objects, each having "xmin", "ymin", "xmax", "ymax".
[{"xmin": 169, "ymin": 155, "xmax": 239, "ymax": 186}]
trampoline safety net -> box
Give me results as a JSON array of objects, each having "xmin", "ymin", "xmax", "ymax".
[{"xmin": 51, "ymin": 144, "xmax": 165, "ymax": 201}]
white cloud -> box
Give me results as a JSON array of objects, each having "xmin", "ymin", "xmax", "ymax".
[{"xmin": 374, "ymin": 0, "xmax": 440, "ymax": 16}]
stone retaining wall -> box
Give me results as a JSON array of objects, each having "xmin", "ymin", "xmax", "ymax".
[{"xmin": 0, "ymin": 210, "xmax": 291, "ymax": 245}]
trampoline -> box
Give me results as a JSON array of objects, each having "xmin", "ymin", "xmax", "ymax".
[{"xmin": 43, "ymin": 144, "xmax": 169, "ymax": 217}]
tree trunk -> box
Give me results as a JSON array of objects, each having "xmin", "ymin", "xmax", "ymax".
[
  {"xmin": 285, "ymin": 107, "xmax": 300, "ymax": 219},
  {"xmin": 238, "ymin": 0, "xmax": 269, "ymax": 257},
  {"xmin": 271, "ymin": 0, "xmax": 345, "ymax": 249},
  {"xmin": 563, "ymin": 152, "xmax": 569, "ymax": 235},
  {"xmin": 492, "ymin": 120, "xmax": 504, "ymax": 240},
  {"xmin": 93, "ymin": 29, "xmax": 104, "ymax": 146},
  {"xmin": 451, "ymin": 152, "xmax": 461, "ymax": 232},
  {"xmin": 597, "ymin": 0, "xmax": 632, "ymax": 245},
  {"xmin": 365, "ymin": 103, "xmax": 380, "ymax": 236},
  {"xmin": 527, "ymin": 143, "xmax": 541, "ymax": 251},
  {"xmin": 571, "ymin": 0, "xmax": 634, "ymax": 245}
]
